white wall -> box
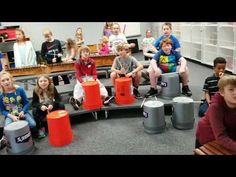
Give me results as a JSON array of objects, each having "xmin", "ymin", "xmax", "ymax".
[{"xmin": 2, "ymin": 22, "xmax": 152, "ymax": 51}]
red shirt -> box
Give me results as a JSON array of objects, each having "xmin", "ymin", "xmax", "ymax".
[
  {"xmin": 75, "ymin": 58, "xmax": 97, "ymax": 83},
  {"xmin": 196, "ymin": 92, "xmax": 236, "ymax": 154}
]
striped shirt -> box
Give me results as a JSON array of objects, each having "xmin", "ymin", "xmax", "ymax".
[{"xmin": 203, "ymin": 74, "xmax": 220, "ymax": 98}]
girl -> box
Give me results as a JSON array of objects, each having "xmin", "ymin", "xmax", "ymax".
[
  {"xmin": 13, "ymin": 28, "xmax": 37, "ymax": 67},
  {"xmin": 98, "ymin": 36, "xmax": 110, "ymax": 55},
  {"xmin": 75, "ymin": 27, "xmax": 84, "ymax": 48},
  {"xmin": 142, "ymin": 29, "xmax": 157, "ymax": 60},
  {"xmin": 103, "ymin": 22, "xmax": 113, "ymax": 37},
  {"xmin": 63, "ymin": 38, "xmax": 77, "ymax": 62},
  {"xmin": 69, "ymin": 46, "xmax": 111, "ymax": 110},
  {"xmin": 0, "ymin": 71, "xmax": 37, "ymax": 140},
  {"xmin": 32, "ymin": 74, "xmax": 65, "ymax": 139}
]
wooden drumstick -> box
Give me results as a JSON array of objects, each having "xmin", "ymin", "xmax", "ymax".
[{"xmin": 140, "ymin": 97, "xmax": 147, "ymax": 108}]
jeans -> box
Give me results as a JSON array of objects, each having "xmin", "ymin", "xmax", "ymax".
[{"xmin": 198, "ymin": 100, "xmax": 209, "ymax": 117}]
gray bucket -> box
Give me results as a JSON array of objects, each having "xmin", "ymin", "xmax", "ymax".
[
  {"xmin": 160, "ymin": 72, "xmax": 180, "ymax": 99},
  {"xmin": 4, "ymin": 120, "xmax": 35, "ymax": 155},
  {"xmin": 143, "ymin": 100, "xmax": 165, "ymax": 134},
  {"xmin": 171, "ymin": 97, "xmax": 195, "ymax": 130}
]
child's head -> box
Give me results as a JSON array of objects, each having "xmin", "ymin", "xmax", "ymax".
[
  {"xmin": 0, "ymin": 71, "xmax": 14, "ymax": 92},
  {"xmin": 43, "ymin": 29, "xmax": 53, "ymax": 42},
  {"xmin": 35, "ymin": 74, "xmax": 54, "ymax": 99},
  {"xmin": 36, "ymin": 74, "xmax": 52, "ymax": 90},
  {"xmin": 78, "ymin": 46, "xmax": 90, "ymax": 60},
  {"xmin": 160, "ymin": 38, "xmax": 173, "ymax": 54},
  {"xmin": 162, "ymin": 22, "xmax": 172, "ymax": 37},
  {"xmin": 213, "ymin": 57, "xmax": 226, "ymax": 77},
  {"xmin": 218, "ymin": 75, "xmax": 236, "ymax": 107},
  {"xmin": 66, "ymin": 38, "xmax": 76, "ymax": 50},
  {"xmin": 101, "ymin": 36, "xmax": 109, "ymax": 44},
  {"xmin": 15, "ymin": 28, "xmax": 26, "ymax": 42},
  {"xmin": 146, "ymin": 29, "xmax": 152, "ymax": 38},
  {"xmin": 75, "ymin": 27, "xmax": 83, "ymax": 39},
  {"xmin": 105, "ymin": 22, "xmax": 113, "ymax": 28},
  {"xmin": 112, "ymin": 23, "xmax": 121, "ymax": 35},
  {"xmin": 116, "ymin": 43, "xmax": 130, "ymax": 57}
]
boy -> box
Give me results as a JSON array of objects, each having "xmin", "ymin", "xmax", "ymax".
[
  {"xmin": 110, "ymin": 43, "xmax": 143, "ymax": 99},
  {"xmin": 145, "ymin": 38, "xmax": 192, "ymax": 97},
  {"xmin": 41, "ymin": 29, "xmax": 70, "ymax": 86},
  {"xmin": 196, "ymin": 75, "xmax": 236, "ymax": 154},
  {"xmin": 198, "ymin": 57, "xmax": 226, "ymax": 117}
]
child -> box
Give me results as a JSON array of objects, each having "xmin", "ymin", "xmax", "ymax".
[
  {"xmin": 154, "ymin": 22, "xmax": 181, "ymax": 52},
  {"xmin": 0, "ymin": 71, "xmax": 37, "ymax": 147},
  {"xmin": 195, "ymin": 75, "xmax": 236, "ymax": 154},
  {"xmin": 103, "ymin": 22, "xmax": 113, "ymax": 37},
  {"xmin": 32, "ymin": 74, "xmax": 65, "ymax": 139},
  {"xmin": 13, "ymin": 28, "xmax": 37, "ymax": 67},
  {"xmin": 41, "ymin": 29, "xmax": 70, "ymax": 86},
  {"xmin": 109, "ymin": 23, "xmax": 135, "ymax": 54},
  {"xmin": 142, "ymin": 29, "xmax": 157, "ymax": 60},
  {"xmin": 63, "ymin": 38, "xmax": 77, "ymax": 62},
  {"xmin": 98, "ymin": 36, "xmax": 110, "ymax": 55},
  {"xmin": 145, "ymin": 38, "xmax": 192, "ymax": 97},
  {"xmin": 75, "ymin": 27, "xmax": 84, "ymax": 48},
  {"xmin": 198, "ymin": 57, "xmax": 226, "ymax": 117},
  {"xmin": 110, "ymin": 43, "xmax": 143, "ymax": 99},
  {"xmin": 69, "ymin": 46, "xmax": 111, "ymax": 110}
]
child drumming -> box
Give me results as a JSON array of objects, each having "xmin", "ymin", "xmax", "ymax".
[
  {"xmin": 98, "ymin": 36, "xmax": 110, "ymax": 55},
  {"xmin": 41, "ymin": 29, "xmax": 70, "ymax": 86},
  {"xmin": 142, "ymin": 29, "xmax": 157, "ymax": 61},
  {"xmin": 13, "ymin": 28, "xmax": 37, "ymax": 67},
  {"xmin": 32, "ymin": 74, "xmax": 65, "ymax": 139},
  {"xmin": 0, "ymin": 71, "xmax": 37, "ymax": 144},
  {"xmin": 75, "ymin": 27, "xmax": 84, "ymax": 48},
  {"xmin": 154, "ymin": 22, "xmax": 181, "ymax": 52},
  {"xmin": 110, "ymin": 43, "xmax": 143, "ymax": 99},
  {"xmin": 145, "ymin": 38, "xmax": 192, "ymax": 97},
  {"xmin": 69, "ymin": 46, "xmax": 111, "ymax": 110},
  {"xmin": 198, "ymin": 57, "xmax": 226, "ymax": 117},
  {"xmin": 195, "ymin": 75, "xmax": 236, "ymax": 154}
]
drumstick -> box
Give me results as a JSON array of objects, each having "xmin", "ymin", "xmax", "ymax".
[
  {"xmin": 154, "ymin": 96, "xmax": 158, "ymax": 101},
  {"xmin": 140, "ymin": 97, "xmax": 147, "ymax": 108}
]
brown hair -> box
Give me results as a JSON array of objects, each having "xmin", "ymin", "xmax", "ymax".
[
  {"xmin": 160, "ymin": 38, "xmax": 173, "ymax": 47},
  {"xmin": 77, "ymin": 45, "xmax": 91, "ymax": 58},
  {"xmin": 16, "ymin": 28, "xmax": 27, "ymax": 42},
  {"xmin": 66, "ymin": 38, "xmax": 76, "ymax": 50},
  {"xmin": 34, "ymin": 74, "xmax": 55, "ymax": 100},
  {"xmin": 116, "ymin": 43, "xmax": 131, "ymax": 53},
  {"xmin": 162, "ymin": 22, "xmax": 172, "ymax": 30},
  {"xmin": 218, "ymin": 75, "xmax": 236, "ymax": 92}
]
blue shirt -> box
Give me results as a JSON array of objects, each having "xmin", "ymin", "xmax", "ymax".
[
  {"xmin": 153, "ymin": 49, "xmax": 182, "ymax": 73},
  {"xmin": 0, "ymin": 86, "xmax": 30, "ymax": 117},
  {"xmin": 154, "ymin": 35, "xmax": 181, "ymax": 51}
]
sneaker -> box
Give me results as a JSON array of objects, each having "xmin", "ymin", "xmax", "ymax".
[
  {"xmin": 69, "ymin": 97, "xmax": 80, "ymax": 110},
  {"xmin": 103, "ymin": 96, "xmax": 114, "ymax": 106},
  {"xmin": 145, "ymin": 88, "xmax": 158, "ymax": 97},
  {"xmin": 182, "ymin": 85, "xmax": 192, "ymax": 97},
  {"xmin": 133, "ymin": 88, "xmax": 142, "ymax": 99},
  {"xmin": 0, "ymin": 136, "xmax": 7, "ymax": 150},
  {"xmin": 38, "ymin": 128, "xmax": 46, "ymax": 139}
]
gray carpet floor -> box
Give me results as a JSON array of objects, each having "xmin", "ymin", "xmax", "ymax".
[{"xmin": 0, "ymin": 52, "xmax": 214, "ymax": 155}]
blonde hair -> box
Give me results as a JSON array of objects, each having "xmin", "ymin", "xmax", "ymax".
[
  {"xmin": 101, "ymin": 36, "xmax": 109, "ymax": 44},
  {"xmin": 218, "ymin": 75, "xmax": 236, "ymax": 92},
  {"xmin": 0, "ymin": 71, "xmax": 17, "ymax": 92},
  {"xmin": 43, "ymin": 29, "xmax": 53, "ymax": 37},
  {"xmin": 35, "ymin": 74, "xmax": 55, "ymax": 100},
  {"xmin": 66, "ymin": 38, "xmax": 77, "ymax": 50},
  {"xmin": 116, "ymin": 43, "xmax": 131, "ymax": 53},
  {"xmin": 77, "ymin": 45, "xmax": 91, "ymax": 58}
]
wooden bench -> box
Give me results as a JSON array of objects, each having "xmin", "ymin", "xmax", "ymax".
[{"xmin": 194, "ymin": 141, "xmax": 233, "ymax": 155}]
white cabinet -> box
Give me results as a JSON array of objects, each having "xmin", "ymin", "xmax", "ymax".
[{"xmin": 171, "ymin": 22, "xmax": 236, "ymax": 73}]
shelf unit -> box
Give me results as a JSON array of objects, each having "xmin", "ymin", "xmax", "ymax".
[{"xmin": 171, "ymin": 22, "xmax": 236, "ymax": 73}]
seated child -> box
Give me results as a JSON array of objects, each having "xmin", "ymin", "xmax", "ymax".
[
  {"xmin": 142, "ymin": 29, "xmax": 157, "ymax": 61},
  {"xmin": 145, "ymin": 38, "xmax": 192, "ymax": 97},
  {"xmin": 69, "ymin": 46, "xmax": 111, "ymax": 110},
  {"xmin": 0, "ymin": 71, "xmax": 37, "ymax": 148},
  {"xmin": 31, "ymin": 74, "xmax": 65, "ymax": 139},
  {"xmin": 110, "ymin": 43, "xmax": 143, "ymax": 99},
  {"xmin": 63, "ymin": 38, "xmax": 77, "ymax": 62},
  {"xmin": 195, "ymin": 75, "xmax": 236, "ymax": 154},
  {"xmin": 198, "ymin": 57, "xmax": 226, "ymax": 117},
  {"xmin": 98, "ymin": 36, "xmax": 110, "ymax": 55}
]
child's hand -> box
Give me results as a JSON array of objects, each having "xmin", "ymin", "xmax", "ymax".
[
  {"xmin": 41, "ymin": 105, "xmax": 48, "ymax": 111},
  {"xmin": 120, "ymin": 68, "xmax": 126, "ymax": 74},
  {"xmin": 18, "ymin": 111, "xmax": 25, "ymax": 119},
  {"xmin": 12, "ymin": 115, "xmax": 19, "ymax": 122},
  {"xmin": 126, "ymin": 72, "xmax": 133, "ymax": 78},
  {"xmin": 57, "ymin": 53, "xmax": 62, "ymax": 57},
  {"xmin": 219, "ymin": 72, "xmax": 224, "ymax": 78},
  {"xmin": 52, "ymin": 58, "xmax": 57, "ymax": 63},
  {"xmin": 48, "ymin": 105, "xmax": 53, "ymax": 112}
]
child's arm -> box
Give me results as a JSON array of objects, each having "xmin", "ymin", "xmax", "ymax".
[
  {"xmin": 204, "ymin": 91, "xmax": 211, "ymax": 104},
  {"xmin": 178, "ymin": 57, "xmax": 187, "ymax": 74},
  {"xmin": 75, "ymin": 62, "xmax": 84, "ymax": 83},
  {"xmin": 111, "ymin": 57, "xmax": 122, "ymax": 74}
]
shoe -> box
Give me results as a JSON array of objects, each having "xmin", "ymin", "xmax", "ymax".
[
  {"xmin": 145, "ymin": 88, "xmax": 158, "ymax": 97},
  {"xmin": 38, "ymin": 128, "xmax": 46, "ymax": 139},
  {"xmin": 69, "ymin": 97, "xmax": 80, "ymax": 110},
  {"xmin": 103, "ymin": 96, "xmax": 114, "ymax": 106},
  {"xmin": 133, "ymin": 88, "xmax": 142, "ymax": 99},
  {"xmin": 0, "ymin": 136, "xmax": 7, "ymax": 150},
  {"xmin": 182, "ymin": 85, "xmax": 192, "ymax": 97}
]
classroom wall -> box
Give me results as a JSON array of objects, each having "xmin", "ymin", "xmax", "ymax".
[{"xmin": 1, "ymin": 22, "xmax": 152, "ymax": 51}]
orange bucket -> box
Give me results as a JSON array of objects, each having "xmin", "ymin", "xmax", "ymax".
[
  {"xmin": 47, "ymin": 110, "xmax": 73, "ymax": 147},
  {"xmin": 82, "ymin": 81, "xmax": 102, "ymax": 110},
  {"xmin": 115, "ymin": 77, "xmax": 135, "ymax": 105}
]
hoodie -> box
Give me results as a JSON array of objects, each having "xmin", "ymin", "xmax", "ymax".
[{"xmin": 196, "ymin": 92, "xmax": 236, "ymax": 154}]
